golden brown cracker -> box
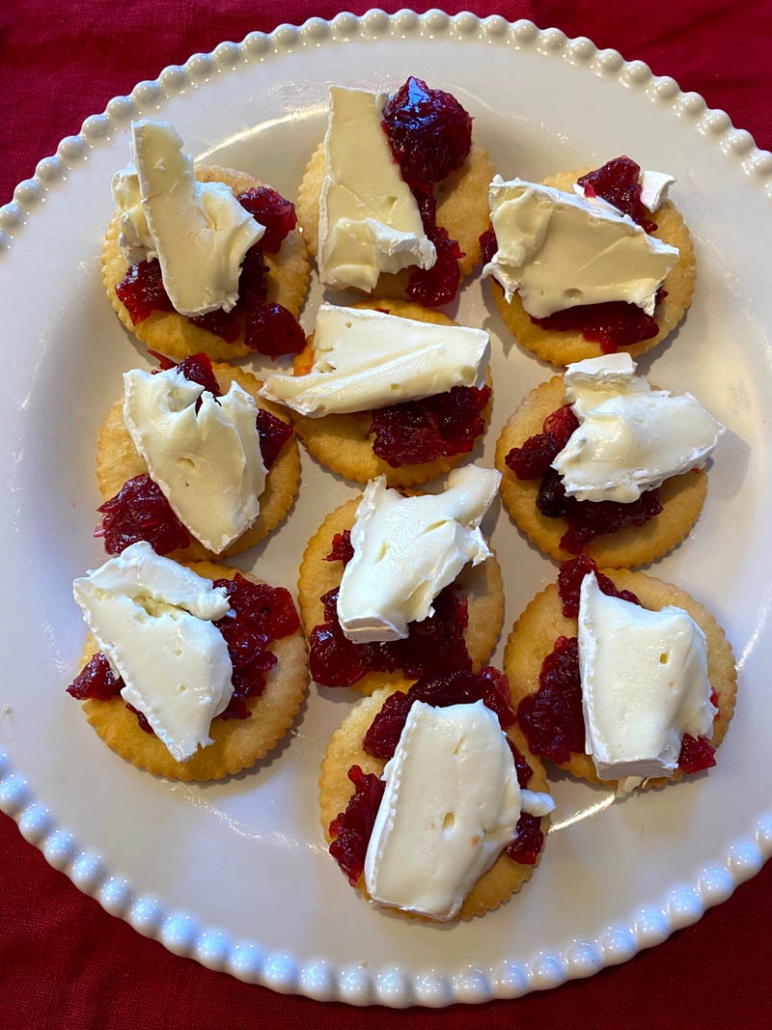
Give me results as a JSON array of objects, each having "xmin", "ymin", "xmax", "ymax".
[
  {"xmin": 318, "ymin": 685, "xmax": 551, "ymax": 921},
  {"xmin": 494, "ymin": 375, "xmax": 709, "ymax": 568},
  {"xmin": 297, "ymin": 495, "xmax": 505, "ymax": 696},
  {"xmin": 296, "ymin": 139, "xmax": 494, "ymax": 299},
  {"xmin": 102, "ymin": 166, "xmax": 310, "ymax": 361},
  {"xmin": 79, "ymin": 562, "xmax": 308, "ymax": 781},
  {"xmin": 95, "ymin": 363, "xmax": 300, "ymax": 562},
  {"xmin": 490, "ymin": 168, "xmax": 696, "ymax": 366},
  {"xmin": 289, "ymin": 298, "xmax": 493, "ymax": 488},
  {"xmin": 504, "ymin": 570, "xmax": 737, "ymax": 789}
]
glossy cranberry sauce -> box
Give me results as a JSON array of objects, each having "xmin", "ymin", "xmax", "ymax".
[
  {"xmin": 505, "ymin": 404, "xmax": 662, "ymax": 553},
  {"xmin": 381, "ymin": 77, "xmax": 472, "ymax": 306},
  {"xmin": 329, "ymin": 669, "xmax": 543, "ymax": 883},
  {"xmin": 96, "ymin": 353, "xmax": 293, "ymax": 556},
  {"xmin": 577, "ymin": 156, "xmax": 657, "ymax": 233},
  {"xmin": 67, "ymin": 574, "xmax": 300, "ymax": 732},
  {"xmin": 516, "ymin": 558, "xmax": 718, "ymax": 775},
  {"xmin": 115, "ymin": 188, "xmax": 304, "ymax": 356},
  {"xmin": 370, "ymin": 384, "xmax": 491, "ymax": 467}
]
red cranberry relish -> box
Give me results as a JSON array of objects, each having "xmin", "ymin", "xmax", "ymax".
[
  {"xmin": 370, "ymin": 384, "xmax": 491, "ymax": 467},
  {"xmin": 67, "ymin": 574, "xmax": 300, "ymax": 731},
  {"xmin": 381, "ymin": 77, "xmax": 472, "ymax": 306},
  {"xmin": 115, "ymin": 187, "xmax": 304, "ymax": 357},
  {"xmin": 505, "ymin": 403, "xmax": 662, "ymax": 553},
  {"xmin": 96, "ymin": 353, "xmax": 293, "ymax": 556},
  {"xmin": 483, "ymin": 156, "xmax": 669, "ymax": 351},
  {"xmin": 329, "ymin": 669, "xmax": 544, "ymax": 884},
  {"xmin": 516, "ymin": 558, "xmax": 718, "ymax": 774}
]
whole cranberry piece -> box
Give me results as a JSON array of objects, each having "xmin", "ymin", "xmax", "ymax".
[{"xmin": 237, "ymin": 187, "xmax": 297, "ymax": 253}]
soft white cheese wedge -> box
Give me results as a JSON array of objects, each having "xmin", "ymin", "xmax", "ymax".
[
  {"xmin": 73, "ymin": 542, "xmax": 233, "ymax": 763},
  {"xmin": 364, "ymin": 700, "xmax": 554, "ymax": 921},
  {"xmin": 318, "ymin": 87, "xmax": 437, "ymax": 291},
  {"xmin": 577, "ymin": 572, "xmax": 716, "ymax": 781},
  {"xmin": 552, "ymin": 355, "xmax": 724, "ymax": 503},
  {"xmin": 259, "ymin": 304, "xmax": 489, "ymax": 417},
  {"xmin": 336, "ymin": 464, "xmax": 500, "ymax": 643},
  {"xmin": 111, "ymin": 120, "xmax": 264, "ymax": 316},
  {"xmin": 123, "ymin": 367, "xmax": 266, "ymax": 554},
  {"xmin": 482, "ymin": 175, "xmax": 678, "ymax": 316}
]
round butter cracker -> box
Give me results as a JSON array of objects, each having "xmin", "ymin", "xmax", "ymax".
[
  {"xmin": 289, "ymin": 298, "xmax": 493, "ymax": 488},
  {"xmin": 102, "ymin": 165, "xmax": 310, "ymax": 361},
  {"xmin": 79, "ymin": 562, "xmax": 309, "ymax": 781},
  {"xmin": 96, "ymin": 362, "xmax": 300, "ymax": 562},
  {"xmin": 504, "ymin": 570, "xmax": 737, "ymax": 789},
  {"xmin": 298, "ymin": 495, "xmax": 505, "ymax": 697},
  {"xmin": 494, "ymin": 375, "xmax": 709, "ymax": 568},
  {"xmin": 318, "ymin": 684, "xmax": 551, "ymax": 921},
  {"xmin": 296, "ymin": 139, "xmax": 494, "ymax": 301},
  {"xmin": 490, "ymin": 168, "xmax": 696, "ymax": 366}
]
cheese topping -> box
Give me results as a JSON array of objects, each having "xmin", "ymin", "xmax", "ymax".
[
  {"xmin": 259, "ymin": 304, "xmax": 489, "ymax": 417},
  {"xmin": 552, "ymin": 354, "xmax": 724, "ymax": 503},
  {"xmin": 482, "ymin": 175, "xmax": 678, "ymax": 316},
  {"xmin": 318, "ymin": 87, "xmax": 436, "ymax": 292},
  {"xmin": 578, "ymin": 572, "xmax": 716, "ymax": 781},
  {"xmin": 364, "ymin": 700, "xmax": 554, "ymax": 921},
  {"xmin": 73, "ymin": 542, "xmax": 233, "ymax": 763},
  {"xmin": 123, "ymin": 367, "xmax": 266, "ymax": 554},
  {"xmin": 112, "ymin": 120, "xmax": 264, "ymax": 316},
  {"xmin": 337, "ymin": 464, "xmax": 500, "ymax": 643}
]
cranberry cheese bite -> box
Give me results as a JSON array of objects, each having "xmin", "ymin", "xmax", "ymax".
[
  {"xmin": 260, "ymin": 299, "xmax": 493, "ymax": 487},
  {"xmin": 505, "ymin": 558, "xmax": 737, "ymax": 792},
  {"xmin": 95, "ymin": 353, "xmax": 299, "ymax": 562},
  {"xmin": 296, "ymin": 77, "xmax": 494, "ymax": 307},
  {"xmin": 68, "ymin": 543, "xmax": 308, "ymax": 781},
  {"xmin": 482, "ymin": 156, "xmax": 695, "ymax": 365},
  {"xmin": 102, "ymin": 120, "xmax": 309, "ymax": 362},
  {"xmin": 495, "ymin": 354, "xmax": 723, "ymax": 567},
  {"xmin": 298, "ymin": 464, "xmax": 504, "ymax": 695},
  {"xmin": 319, "ymin": 670, "xmax": 554, "ymax": 921}
]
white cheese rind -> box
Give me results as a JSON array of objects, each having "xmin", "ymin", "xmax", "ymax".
[
  {"xmin": 112, "ymin": 120, "xmax": 264, "ymax": 316},
  {"xmin": 363, "ymin": 701, "xmax": 553, "ymax": 921},
  {"xmin": 336, "ymin": 464, "xmax": 500, "ymax": 643},
  {"xmin": 123, "ymin": 367, "xmax": 267, "ymax": 554},
  {"xmin": 639, "ymin": 170, "xmax": 676, "ymax": 212},
  {"xmin": 482, "ymin": 175, "xmax": 678, "ymax": 316},
  {"xmin": 72, "ymin": 542, "xmax": 233, "ymax": 763},
  {"xmin": 259, "ymin": 304, "xmax": 490, "ymax": 417},
  {"xmin": 553, "ymin": 355, "xmax": 724, "ymax": 503},
  {"xmin": 318, "ymin": 87, "xmax": 436, "ymax": 292},
  {"xmin": 578, "ymin": 572, "xmax": 716, "ymax": 781}
]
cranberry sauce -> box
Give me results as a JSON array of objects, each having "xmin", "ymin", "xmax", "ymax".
[
  {"xmin": 369, "ymin": 384, "xmax": 490, "ymax": 467},
  {"xmin": 329, "ymin": 766, "xmax": 386, "ymax": 886},
  {"xmin": 506, "ymin": 404, "xmax": 662, "ymax": 553},
  {"xmin": 115, "ymin": 187, "xmax": 304, "ymax": 356},
  {"xmin": 517, "ymin": 559, "xmax": 719, "ymax": 775},
  {"xmin": 67, "ymin": 574, "xmax": 300, "ymax": 733},
  {"xmin": 381, "ymin": 77, "xmax": 472, "ymax": 306},
  {"xmin": 96, "ymin": 474, "xmax": 192, "ymax": 556},
  {"xmin": 577, "ymin": 156, "xmax": 657, "ymax": 233},
  {"xmin": 329, "ymin": 670, "xmax": 542, "ymax": 881}
]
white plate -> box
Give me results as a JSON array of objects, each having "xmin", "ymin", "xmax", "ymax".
[{"xmin": 1, "ymin": 10, "xmax": 771, "ymax": 1009}]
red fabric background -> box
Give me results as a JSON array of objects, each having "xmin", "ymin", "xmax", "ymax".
[{"xmin": 2, "ymin": 2, "xmax": 771, "ymax": 1027}]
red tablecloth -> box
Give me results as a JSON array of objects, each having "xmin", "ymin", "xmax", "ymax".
[{"xmin": 2, "ymin": 2, "xmax": 771, "ymax": 1026}]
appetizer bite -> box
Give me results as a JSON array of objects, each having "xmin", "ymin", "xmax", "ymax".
[
  {"xmin": 67, "ymin": 544, "xmax": 308, "ymax": 780},
  {"xmin": 319, "ymin": 669, "xmax": 554, "ymax": 921},
  {"xmin": 298, "ymin": 465, "xmax": 504, "ymax": 694},
  {"xmin": 296, "ymin": 77, "xmax": 494, "ymax": 306},
  {"xmin": 505, "ymin": 557, "xmax": 736, "ymax": 792},
  {"xmin": 103, "ymin": 119, "xmax": 309, "ymax": 361},
  {"xmin": 260, "ymin": 299, "xmax": 493, "ymax": 487},
  {"xmin": 482, "ymin": 156, "xmax": 695, "ymax": 364},
  {"xmin": 495, "ymin": 354, "xmax": 723, "ymax": 567},
  {"xmin": 95, "ymin": 353, "xmax": 299, "ymax": 562}
]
